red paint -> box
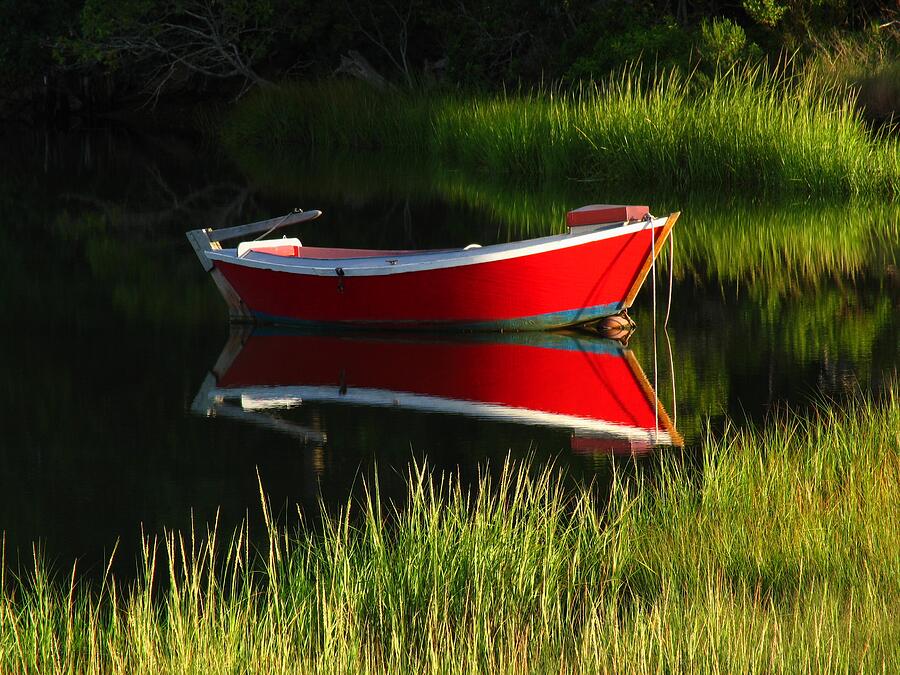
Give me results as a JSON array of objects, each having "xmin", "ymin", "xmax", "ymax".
[
  {"xmin": 570, "ymin": 436, "xmax": 654, "ymax": 456},
  {"xmin": 566, "ymin": 205, "xmax": 649, "ymax": 227},
  {"xmin": 216, "ymin": 223, "xmax": 664, "ymax": 325},
  {"xmin": 218, "ymin": 334, "xmax": 663, "ymax": 433},
  {"xmin": 294, "ymin": 247, "xmax": 424, "ymax": 259},
  {"xmin": 247, "ymin": 245, "xmax": 302, "ymax": 257}
]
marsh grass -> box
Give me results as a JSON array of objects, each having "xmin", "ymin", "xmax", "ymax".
[
  {"xmin": 225, "ymin": 79, "xmax": 434, "ymax": 152},
  {"xmin": 2, "ymin": 391, "xmax": 899, "ymax": 673},
  {"xmin": 805, "ymin": 28, "xmax": 900, "ymax": 124},
  {"xmin": 224, "ymin": 67, "xmax": 900, "ymax": 196}
]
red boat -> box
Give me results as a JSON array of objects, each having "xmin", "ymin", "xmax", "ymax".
[
  {"xmin": 192, "ymin": 330, "xmax": 682, "ymax": 453},
  {"xmin": 187, "ymin": 204, "xmax": 679, "ymax": 330}
]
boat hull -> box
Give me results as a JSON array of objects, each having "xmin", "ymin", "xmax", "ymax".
[{"xmin": 204, "ymin": 214, "xmax": 677, "ymax": 331}]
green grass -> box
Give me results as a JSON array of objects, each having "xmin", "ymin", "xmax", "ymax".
[
  {"xmin": 2, "ymin": 390, "xmax": 899, "ymax": 672},
  {"xmin": 223, "ymin": 67, "xmax": 900, "ymax": 196}
]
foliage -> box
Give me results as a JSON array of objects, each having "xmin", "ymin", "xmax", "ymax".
[
  {"xmin": 427, "ymin": 0, "xmax": 584, "ymax": 85},
  {"xmin": 565, "ymin": 3, "xmax": 696, "ymax": 81},
  {"xmin": 2, "ymin": 0, "xmax": 899, "ymax": 110},
  {"xmin": 0, "ymin": 0, "xmax": 81, "ymax": 91},
  {"xmin": 333, "ymin": 0, "xmax": 438, "ymax": 88},
  {"xmin": 1, "ymin": 392, "xmax": 898, "ymax": 672},
  {"xmin": 66, "ymin": 0, "xmax": 282, "ymax": 96},
  {"xmin": 742, "ymin": 0, "xmax": 789, "ymax": 28},
  {"xmin": 698, "ymin": 17, "xmax": 762, "ymax": 68},
  {"xmin": 739, "ymin": 0, "xmax": 892, "ymax": 53}
]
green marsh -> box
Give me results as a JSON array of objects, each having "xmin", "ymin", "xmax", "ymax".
[
  {"xmin": 224, "ymin": 68, "xmax": 900, "ymax": 196},
  {"xmin": 2, "ymin": 391, "xmax": 898, "ymax": 673}
]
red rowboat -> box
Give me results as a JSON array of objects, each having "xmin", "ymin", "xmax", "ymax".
[
  {"xmin": 192, "ymin": 329, "xmax": 682, "ymax": 453},
  {"xmin": 187, "ymin": 204, "xmax": 679, "ymax": 330}
]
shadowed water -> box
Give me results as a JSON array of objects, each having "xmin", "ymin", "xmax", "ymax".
[{"xmin": 1, "ymin": 126, "xmax": 897, "ymax": 580}]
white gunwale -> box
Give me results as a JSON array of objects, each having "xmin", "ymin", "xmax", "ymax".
[{"xmin": 203, "ymin": 216, "xmax": 669, "ymax": 277}]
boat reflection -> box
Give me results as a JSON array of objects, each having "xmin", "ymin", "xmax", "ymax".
[{"xmin": 192, "ymin": 329, "xmax": 681, "ymax": 455}]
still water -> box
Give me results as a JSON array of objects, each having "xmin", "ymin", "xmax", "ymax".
[{"xmin": 1, "ymin": 126, "xmax": 897, "ymax": 578}]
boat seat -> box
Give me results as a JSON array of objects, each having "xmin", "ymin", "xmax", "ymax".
[{"xmin": 238, "ymin": 237, "xmax": 303, "ymax": 258}]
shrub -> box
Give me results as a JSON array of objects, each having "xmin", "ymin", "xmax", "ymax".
[{"xmin": 698, "ymin": 17, "xmax": 762, "ymax": 69}]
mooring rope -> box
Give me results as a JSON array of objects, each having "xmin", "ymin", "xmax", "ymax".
[
  {"xmin": 665, "ymin": 325, "xmax": 677, "ymax": 429},
  {"xmin": 664, "ymin": 228, "xmax": 676, "ymax": 428},
  {"xmin": 253, "ymin": 208, "xmax": 302, "ymax": 241},
  {"xmin": 651, "ymin": 220, "xmax": 658, "ymax": 442},
  {"xmin": 664, "ymin": 228, "xmax": 674, "ymax": 329}
]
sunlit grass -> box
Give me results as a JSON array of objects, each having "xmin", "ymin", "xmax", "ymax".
[
  {"xmin": 2, "ymin": 390, "xmax": 899, "ymax": 672},
  {"xmin": 224, "ymin": 67, "xmax": 900, "ymax": 196}
]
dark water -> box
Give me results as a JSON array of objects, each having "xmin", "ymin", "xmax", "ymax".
[{"xmin": 1, "ymin": 126, "xmax": 898, "ymax": 579}]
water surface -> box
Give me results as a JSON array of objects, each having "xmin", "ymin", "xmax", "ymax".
[{"xmin": 1, "ymin": 127, "xmax": 897, "ymax": 578}]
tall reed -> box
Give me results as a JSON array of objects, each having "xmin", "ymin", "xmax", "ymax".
[
  {"xmin": 223, "ymin": 67, "xmax": 900, "ymax": 195},
  {"xmin": 2, "ymin": 391, "xmax": 898, "ymax": 672}
]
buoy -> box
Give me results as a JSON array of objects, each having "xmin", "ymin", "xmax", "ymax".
[{"xmin": 595, "ymin": 312, "xmax": 636, "ymax": 342}]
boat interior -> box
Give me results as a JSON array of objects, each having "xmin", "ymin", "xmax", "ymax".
[{"xmin": 236, "ymin": 238, "xmax": 468, "ymax": 260}]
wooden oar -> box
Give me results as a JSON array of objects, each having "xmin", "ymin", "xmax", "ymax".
[
  {"xmin": 186, "ymin": 208, "xmax": 322, "ymax": 273},
  {"xmin": 207, "ymin": 208, "xmax": 322, "ymax": 243}
]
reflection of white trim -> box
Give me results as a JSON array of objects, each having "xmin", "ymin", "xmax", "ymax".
[
  {"xmin": 210, "ymin": 403, "xmax": 326, "ymax": 443},
  {"xmin": 209, "ymin": 385, "xmax": 672, "ymax": 445},
  {"xmin": 241, "ymin": 394, "xmax": 303, "ymax": 410},
  {"xmin": 205, "ymin": 216, "xmax": 667, "ymax": 277}
]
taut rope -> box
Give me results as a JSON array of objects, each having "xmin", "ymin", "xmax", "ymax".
[
  {"xmin": 651, "ymin": 221, "xmax": 658, "ymax": 442},
  {"xmin": 253, "ymin": 208, "xmax": 303, "ymax": 241}
]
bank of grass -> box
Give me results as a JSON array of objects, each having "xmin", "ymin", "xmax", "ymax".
[
  {"xmin": 2, "ymin": 390, "xmax": 899, "ymax": 672},
  {"xmin": 223, "ymin": 67, "xmax": 900, "ymax": 196}
]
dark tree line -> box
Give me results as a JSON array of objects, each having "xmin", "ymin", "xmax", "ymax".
[{"xmin": 0, "ymin": 0, "xmax": 896, "ymax": 119}]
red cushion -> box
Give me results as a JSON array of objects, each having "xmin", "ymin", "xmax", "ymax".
[
  {"xmin": 566, "ymin": 204, "xmax": 649, "ymax": 227},
  {"xmin": 251, "ymin": 245, "xmax": 301, "ymax": 257}
]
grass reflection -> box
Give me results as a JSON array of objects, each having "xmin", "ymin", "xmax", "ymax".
[{"xmin": 229, "ymin": 147, "xmax": 900, "ymax": 297}]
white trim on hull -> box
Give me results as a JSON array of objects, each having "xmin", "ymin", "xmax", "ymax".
[{"xmin": 203, "ymin": 216, "xmax": 669, "ymax": 277}]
